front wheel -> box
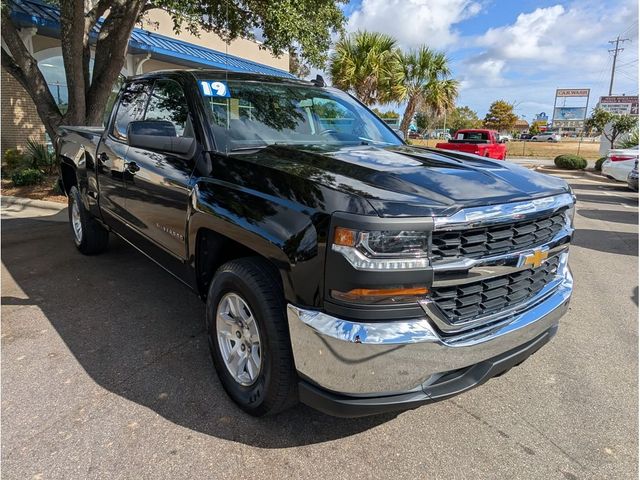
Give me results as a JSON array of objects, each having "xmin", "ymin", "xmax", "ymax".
[
  {"xmin": 68, "ymin": 186, "xmax": 109, "ymax": 255},
  {"xmin": 205, "ymin": 257, "xmax": 297, "ymax": 416}
]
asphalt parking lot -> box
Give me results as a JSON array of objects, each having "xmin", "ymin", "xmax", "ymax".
[{"xmin": 1, "ymin": 170, "xmax": 638, "ymax": 479}]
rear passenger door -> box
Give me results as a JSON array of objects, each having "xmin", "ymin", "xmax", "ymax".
[{"xmin": 122, "ymin": 78, "xmax": 198, "ymax": 264}]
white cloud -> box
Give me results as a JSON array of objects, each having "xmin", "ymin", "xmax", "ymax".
[
  {"xmin": 457, "ymin": 0, "xmax": 639, "ymax": 118},
  {"xmin": 477, "ymin": 5, "xmax": 566, "ymax": 60},
  {"xmin": 347, "ymin": 0, "xmax": 483, "ymax": 49}
]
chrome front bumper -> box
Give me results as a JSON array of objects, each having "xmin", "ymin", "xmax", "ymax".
[{"xmin": 287, "ymin": 264, "xmax": 572, "ymax": 396}]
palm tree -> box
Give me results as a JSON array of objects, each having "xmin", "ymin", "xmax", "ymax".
[
  {"xmin": 329, "ymin": 31, "xmax": 404, "ymax": 106},
  {"xmin": 398, "ymin": 47, "xmax": 458, "ymax": 137}
]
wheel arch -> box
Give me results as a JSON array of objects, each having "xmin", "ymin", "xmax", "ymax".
[
  {"xmin": 187, "ymin": 179, "xmax": 328, "ymax": 307},
  {"xmin": 59, "ymin": 156, "xmax": 77, "ymax": 195}
]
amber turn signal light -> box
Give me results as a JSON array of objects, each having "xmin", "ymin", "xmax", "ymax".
[
  {"xmin": 331, "ymin": 286, "xmax": 429, "ymax": 305},
  {"xmin": 333, "ymin": 227, "xmax": 357, "ymax": 247}
]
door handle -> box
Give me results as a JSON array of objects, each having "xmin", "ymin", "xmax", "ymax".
[
  {"xmin": 126, "ymin": 161, "xmax": 140, "ymax": 174},
  {"xmin": 98, "ymin": 152, "xmax": 109, "ymax": 163}
]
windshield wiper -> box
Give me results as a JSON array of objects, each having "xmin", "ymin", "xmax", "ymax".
[
  {"xmin": 228, "ymin": 145, "xmax": 269, "ymax": 152},
  {"xmin": 358, "ymin": 137, "xmax": 395, "ymax": 146}
]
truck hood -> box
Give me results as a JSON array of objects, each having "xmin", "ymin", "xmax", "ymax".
[{"xmin": 226, "ymin": 144, "xmax": 571, "ymax": 217}]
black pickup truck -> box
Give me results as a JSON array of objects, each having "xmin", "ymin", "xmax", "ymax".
[{"xmin": 56, "ymin": 70, "xmax": 575, "ymax": 417}]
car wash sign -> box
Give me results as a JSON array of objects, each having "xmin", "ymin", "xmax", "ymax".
[
  {"xmin": 556, "ymin": 89, "xmax": 590, "ymax": 97},
  {"xmin": 599, "ymin": 96, "xmax": 639, "ymax": 116}
]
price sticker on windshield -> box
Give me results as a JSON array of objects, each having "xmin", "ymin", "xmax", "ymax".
[{"xmin": 200, "ymin": 80, "xmax": 230, "ymax": 97}]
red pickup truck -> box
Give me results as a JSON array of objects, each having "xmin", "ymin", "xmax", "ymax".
[{"xmin": 436, "ymin": 129, "xmax": 507, "ymax": 160}]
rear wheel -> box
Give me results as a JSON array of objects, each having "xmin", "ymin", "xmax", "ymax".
[
  {"xmin": 206, "ymin": 257, "xmax": 297, "ymax": 416},
  {"xmin": 68, "ymin": 186, "xmax": 109, "ymax": 255}
]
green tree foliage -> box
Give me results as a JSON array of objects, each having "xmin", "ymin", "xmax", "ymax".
[
  {"xmin": 585, "ymin": 108, "xmax": 638, "ymax": 149},
  {"xmin": 448, "ymin": 106, "xmax": 481, "ymax": 132},
  {"xmin": 529, "ymin": 123, "xmax": 541, "ymax": 135},
  {"xmin": 483, "ymin": 100, "xmax": 518, "ymax": 131},
  {"xmin": 371, "ymin": 108, "xmax": 400, "ymax": 119},
  {"xmin": 329, "ymin": 31, "xmax": 404, "ymax": 106},
  {"xmin": 397, "ymin": 47, "xmax": 458, "ymax": 137},
  {"xmin": 289, "ymin": 47, "xmax": 310, "ymax": 79},
  {"xmin": 1, "ymin": 0, "xmax": 345, "ymax": 139},
  {"xmin": 414, "ymin": 109, "xmax": 442, "ymax": 133}
]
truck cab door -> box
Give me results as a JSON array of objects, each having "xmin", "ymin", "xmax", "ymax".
[
  {"xmin": 120, "ymin": 78, "xmax": 197, "ymax": 269},
  {"xmin": 96, "ymin": 81, "xmax": 151, "ymax": 232}
]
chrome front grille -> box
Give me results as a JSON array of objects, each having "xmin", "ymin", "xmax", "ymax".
[
  {"xmin": 431, "ymin": 211, "xmax": 566, "ymax": 260},
  {"xmin": 430, "ymin": 254, "xmax": 561, "ymax": 324}
]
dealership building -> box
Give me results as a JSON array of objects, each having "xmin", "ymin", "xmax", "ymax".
[{"xmin": 1, "ymin": 0, "xmax": 293, "ymax": 155}]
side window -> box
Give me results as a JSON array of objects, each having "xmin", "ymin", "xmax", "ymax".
[
  {"xmin": 112, "ymin": 81, "xmax": 150, "ymax": 140},
  {"xmin": 145, "ymin": 79, "xmax": 193, "ymax": 138}
]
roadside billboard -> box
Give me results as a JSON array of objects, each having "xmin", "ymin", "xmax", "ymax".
[
  {"xmin": 599, "ymin": 95, "xmax": 639, "ymax": 115},
  {"xmin": 553, "ymin": 107, "xmax": 587, "ymax": 121},
  {"xmin": 552, "ymin": 89, "xmax": 590, "ymax": 130}
]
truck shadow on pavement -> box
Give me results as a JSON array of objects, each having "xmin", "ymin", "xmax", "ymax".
[
  {"xmin": 577, "ymin": 208, "xmax": 639, "ymax": 225},
  {"xmin": 1, "ymin": 218, "xmax": 396, "ymax": 448}
]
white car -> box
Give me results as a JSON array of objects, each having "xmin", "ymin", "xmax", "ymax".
[
  {"xmin": 531, "ymin": 132, "xmax": 561, "ymax": 142},
  {"xmin": 602, "ymin": 145, "xmax": 640, "ymax": 181},
  {"xmin": 498, "ymin": 133, "xmax": 513, "ymax": 142}
]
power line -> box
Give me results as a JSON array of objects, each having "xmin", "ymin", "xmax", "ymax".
[
  {"xmin": 620, "ymin": 20, "xmax": 639, "ymax": 37},
  {"xmin": 617, "ymin": 59, "xmax": 639, "ymax": 68},
  {"xmin": 608, "ymin": 36, "xmax": 630, "ymax": 95}
]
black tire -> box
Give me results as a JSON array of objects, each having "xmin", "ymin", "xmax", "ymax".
[
  {"xmin": 205, "ymin": 257, "xmax": 297, "ymax": 416},
  {"xmin": 68, "ymin": 186, "xmax": 109, "ymax": 255}
]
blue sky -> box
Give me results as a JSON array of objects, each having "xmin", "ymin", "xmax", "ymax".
[{"xmin": 324, "ymin": 0, "xmax": 639, "ymax": 122}]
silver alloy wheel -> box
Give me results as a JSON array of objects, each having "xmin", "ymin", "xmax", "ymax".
[
  {"xmin": 215, "ymin": 292, "xmax": 262, "ymax": 386},
  {"xmin": 71, "ymin": 200, "xmax": 82, "ymax": 243}
]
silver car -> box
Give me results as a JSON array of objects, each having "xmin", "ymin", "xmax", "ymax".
[
  {"xmin": 627, "ymin": 161, "xmax": 638, "ymax": 191},
  {"xmin": 531, "ymin": 132, "xmax": 561, "ymax": 142}
]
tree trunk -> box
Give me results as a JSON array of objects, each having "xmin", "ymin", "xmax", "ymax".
[
  {"xmin": 59, "ymin": 0, "xmax": 87, "ymax": 125},
  {"xmin": 400, "ymin": 96, "xmax": 417, "ymax": 138},
  {"xmin": 85, "ymin": 0, "xmax": 146, "ymax": 125},
  {"xmin": 1, "ymin": 10, "xmax": 62, "ymax": 140}
]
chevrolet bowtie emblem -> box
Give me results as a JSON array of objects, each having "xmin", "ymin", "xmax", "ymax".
[{"xmin": 521, "ymin": 249, "xmax": 549, "ymax": 269}]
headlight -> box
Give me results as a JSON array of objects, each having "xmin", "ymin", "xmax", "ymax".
[
  {"xmin": 331, "ymin": 227, "xmax": 429, "ymax": 271},
  {"xmin": 563, "ymin": 205, "xmax": 575, "ymax": 228},
  {"xmin": 561, "ymin": 187, "xmax": 576, "ymax": 229}
]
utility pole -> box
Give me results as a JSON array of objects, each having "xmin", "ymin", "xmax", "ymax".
[{"xmin": 608, "ymin": 36, "xmax": 630, "ymax": 95}]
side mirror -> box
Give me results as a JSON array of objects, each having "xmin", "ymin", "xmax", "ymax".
[
  {"xmin": 393, "ymin": 129, "xmax": 405, "ymax": 140},
  {"xmin": 127, "ymin": 120, "xmax": 195, "ymax": 156}
]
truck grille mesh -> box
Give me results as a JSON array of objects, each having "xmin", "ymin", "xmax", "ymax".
[
  {"xmin": 430, "ymin": 254, "xmax": 560, "ymax": 324},
  {"xmin": 431, "ymin": 212, "xmax": 565, "ymax": 259}
]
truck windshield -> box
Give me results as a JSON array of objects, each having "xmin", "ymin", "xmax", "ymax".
[{"xmin": 198, "ymin": 78, "xmax": 403, "ymax": 152}]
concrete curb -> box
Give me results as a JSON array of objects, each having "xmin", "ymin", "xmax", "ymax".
[
  {"xmin": 1, "ymin": 195, "xmax": 66, "ymax": 211},
  {"xmin": 533, "ymin": 166, "xmax": 619, "ymax": 183}
]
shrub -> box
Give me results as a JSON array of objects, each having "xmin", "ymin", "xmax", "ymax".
[
  {"xmin": 619, "ymin": 126, "xmax": 639, "ymax": 149},
  {"xmin": 11, "ymin": 168, "xmax": 45, "ymax": 186},
  {"xmin": 3, "ymin": 148, "xmax": 28, "ymax": 173},
  {"xmin": 595, "ymin": 156, "xmax": 607, "ymax": 171},
  {"xmin": 25, "ymin": 139, "xmax": 55, "ymax": 173},
  {"xmin": 554, "ymin": 154, "xmax": 587, "ymax": 170}
]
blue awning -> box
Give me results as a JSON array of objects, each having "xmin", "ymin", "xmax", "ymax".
[{"xmin": 9, "ymin": 0, "xmax": 295, "ymax": 78}]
